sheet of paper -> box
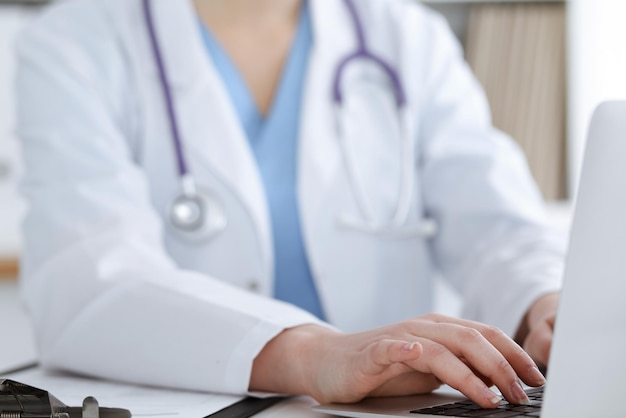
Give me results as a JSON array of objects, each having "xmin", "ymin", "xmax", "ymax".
[{"xmin": 4, "ymin": 367, "xmax": 244, "ymax": 417}]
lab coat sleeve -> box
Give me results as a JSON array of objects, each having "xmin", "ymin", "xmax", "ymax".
[
  {"xmin": 15, "ymin": 3, "xmax": 323, "ymax": 394},
  {"xmin": 411, "ymin": 9, "xmax": 566, "ymax": 337}
]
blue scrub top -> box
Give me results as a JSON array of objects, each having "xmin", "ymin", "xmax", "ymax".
[{"xmin": 198, "ymin": 3, "xmax": 326, "ymax": 319}]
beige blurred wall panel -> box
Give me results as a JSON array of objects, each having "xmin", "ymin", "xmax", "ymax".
[
  {"xmin": 0, "ymin": 258, "xmax": 19, "ymax": 279},
  {"xmin": 466, "ymin": 3, "xmax": 567, "ymax": 200}
]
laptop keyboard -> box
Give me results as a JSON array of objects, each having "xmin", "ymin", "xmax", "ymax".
[{"xmin": 410, "ymin": 387, "xmax": 543, "ymax": 417}]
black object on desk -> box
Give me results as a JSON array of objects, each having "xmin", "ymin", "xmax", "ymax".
[
  {"xmin": 206, "ymin": 396, "xmax": 284, "ymax": 418},
  {"xmin": 0, "ymin": 378, "xmax": 131, "ymax": 418}
]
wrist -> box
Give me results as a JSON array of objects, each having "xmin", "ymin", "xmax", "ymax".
[{"xmin": 249, "ymin": 324, "xmax": 339, "ymax": 397}]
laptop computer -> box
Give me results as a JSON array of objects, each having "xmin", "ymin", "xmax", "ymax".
[{"xmin": 314, "ymin": 101, "xmax": 626, "ymax": 418}]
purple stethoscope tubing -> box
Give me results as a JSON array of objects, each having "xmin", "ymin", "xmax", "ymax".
[
  {"xmin": 333, "ymin": 0, "xmax": 406, "ymax": 107},
  {"xmin": 333, "ymin": 1, "xmax": 415, "ymax": 231},
  {"xmin": 143, "ymin": 0, "xmax": 419, "ymax": 238},
  {"xmin": 142, "ymin": 0, "xmax": 188, "ymax": 181}
]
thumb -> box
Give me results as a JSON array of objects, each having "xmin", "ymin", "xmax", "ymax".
[{"xmin": 359, "ymin": 339, "xmax": 423, "ymax": 376}]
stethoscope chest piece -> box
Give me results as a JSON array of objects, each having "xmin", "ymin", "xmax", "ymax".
[{"xmin": 167, "ymin": 188, "xmax": 227, "ymax": 243}]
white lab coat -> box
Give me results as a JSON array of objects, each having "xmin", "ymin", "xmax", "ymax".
[{"xmin": 16, "ymin": 0, "xmax": 564, "ymax": 395}]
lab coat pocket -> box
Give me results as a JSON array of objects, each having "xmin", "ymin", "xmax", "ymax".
[{"xmin": 317, "ymin": 219, "xmax": 436, "ymax": 332}]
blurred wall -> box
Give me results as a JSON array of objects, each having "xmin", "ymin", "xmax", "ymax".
[
  {"xmin": 0, "ymin": 5, "xmax": 36, "ymax": 259},
  {"xmin": 568, "ymin": 0, "xmax": 626, "ymax": 197}
]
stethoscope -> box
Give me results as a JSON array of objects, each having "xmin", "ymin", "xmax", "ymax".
[
  {"xmin": 144, "ymin": 0, "xmax": 227, "ymax": 241},
  {"xmin": 142, "ymin": 0, "xmax": 437, "ymax": 242}
]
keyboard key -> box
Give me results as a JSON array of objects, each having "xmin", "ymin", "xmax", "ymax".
[
  {"xmin": 457, "ymin": 410, "xmax": 515, "ymax": 417},
  {"xmin": 470, "ymin": 411, "xmax": 525, "ymax": 418},
  {"xmin": 410, "ymin": 387, "xmax": 544, "ymax": 416}
]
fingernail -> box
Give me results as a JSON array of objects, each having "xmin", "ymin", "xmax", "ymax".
[
  {"xmin": 483, "ymin": 387, "xmax": 501, "ymax": 405},
  {"xmin": 530, "ymin": 366, "xmax": 546, "ymax": 385},
  {"xmin": 402, "ymin": 342, "xmax": 417, "ymax": 352},
  {"xmin": 511, "ymin": 381, "xmax": 529, "ymax": 405}
]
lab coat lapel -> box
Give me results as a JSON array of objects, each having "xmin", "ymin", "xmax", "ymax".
[
  {"xmin": 145, "ymin": 0, "xmax": 273, "ymax": 272},
  {"xmin": 298, "ymin": 1, "xmax": 354, "ymax": 273}
]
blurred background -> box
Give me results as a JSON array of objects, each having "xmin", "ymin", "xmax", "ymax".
[{"xmin": 0, "ymin": 0, "xmax": 623, "ymax": 362}]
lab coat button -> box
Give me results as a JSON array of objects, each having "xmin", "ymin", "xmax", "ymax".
[{"xmin": 247, "ymin": 281, "xmax": 259, "ymax": 292}]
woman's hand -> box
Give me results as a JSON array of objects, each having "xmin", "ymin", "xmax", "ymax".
[
  {"xmin": 250, "ymin": 313, "xmax": 546, "ymax": 408},
  {"xmin": 517, "ymin": 292, "xmax": 559, "ymax": 368}
]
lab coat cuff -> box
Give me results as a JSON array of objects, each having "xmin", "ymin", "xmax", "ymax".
[{"xmin": 224, "ymin": 315, "xmax": 331, "ymax": 395}]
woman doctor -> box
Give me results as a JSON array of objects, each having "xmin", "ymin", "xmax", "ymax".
[{"xmin": 16, "ymin": 0, "xmax": 563, "ymax": 409}]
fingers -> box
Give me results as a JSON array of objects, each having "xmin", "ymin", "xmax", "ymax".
[
  {"xmin": 523, "ymin": 316, "xmax": 555, "ymax": 368},
  {"xmin": 426, "ymin": 315, "xmax": 546, "ymax": 387},
  {"xmin": 397, "ymin": 314, "xmax": 545, "ymax": 407},
  {"xmin": 479, "ymin": 323, "xmax": 546, "ymax": 388},
  {"xmin": 461, "ymin": 358, "xmax": 494, "ymax": 388},
  {"xmin": 407, "ymin": 339, "xmax": 505, "ymax": 408},
  {"xmin": 416, "ymin": 323, "xmax": 531, "ymax": 405}
]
